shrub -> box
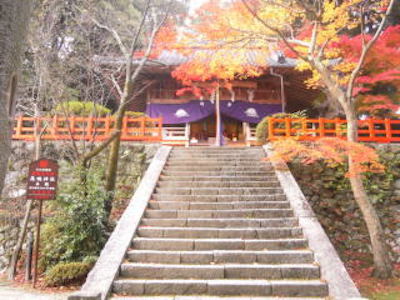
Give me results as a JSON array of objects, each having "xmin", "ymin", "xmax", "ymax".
[
  {"xmin": 44, "ymin": 261, "xmax": 93, "ymax": 286},
  {"xmin": 54, "ymin": 101, "xmax": 111, "ymax": 116},
  {"xmin": 40, "ymin": 166, "xmax": 109, "ymax": 271},
  {"xmin": 256, "ymin": 110, "xmax": 308, "ymax": 144},
  {"xmin": 255, "ymin": 118, "xmax": 269, "ymax": 145},
  {"xmin": 124, "ymin": 111, "xmax": 145, "ymax": 118}
]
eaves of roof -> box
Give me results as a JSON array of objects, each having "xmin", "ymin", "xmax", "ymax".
[{"xmin": 94, "ymin": 50, "xmax": 298, "ymax": 69}]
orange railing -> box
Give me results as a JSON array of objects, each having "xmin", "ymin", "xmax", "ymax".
[
  {"xmin": 268, "ymin": 118, "xmax": 400, "ymax": 143},
  {"xmin": 12, "ymin": 115, "xmax": 163, "ymax": 142}
]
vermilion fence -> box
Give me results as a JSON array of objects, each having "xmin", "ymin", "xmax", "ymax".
[
  {"xmin": 268, "ymin": 118, "xmax": 400, "ymax": 143},
  {"xmin": 12, "ymin": 115, "xmax": 163, "ymax": 142}
]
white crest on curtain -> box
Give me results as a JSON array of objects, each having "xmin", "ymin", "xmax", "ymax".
[
  {"xmin": 175, "ymin": 109, "xmax": 190, "ymax": 118},
  {"xmin": 245, "ymin": 108, "xmax": 259, "ymax": 118}
]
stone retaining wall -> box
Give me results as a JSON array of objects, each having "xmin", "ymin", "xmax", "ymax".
[
  {"xmin": 0, "ymin": 220, "xmax": 35, "ymax": 272},
  {"xmin": 289, "ymin": 144, "xmax": 400, "ymax": 263},
  {"xmin": 0, "ymin": 141, "xmax": 160, "ymax": 272}
]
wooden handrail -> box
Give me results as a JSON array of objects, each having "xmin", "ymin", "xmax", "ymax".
[
  {"xmin": 12, "ymin": 115, "xmax": 163, "ymax": 142},
  {"xmin": 268, "ymin": 117, "xmax": 400, "ymax": 143}
]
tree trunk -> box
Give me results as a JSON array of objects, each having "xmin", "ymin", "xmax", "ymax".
[
  {"xmin": 0, "ymin": 0, "xmax": 32, "ymax": 196},
  {"xmin": 7, "ymin": 200, "xmax": 33, "ymax": 279},
  {"xmin": 104, "ymin": 106, "xmax": 126, "ymax": 219},
  {"xmin": 8, "ymin": 115, "xmax": 41, "ymax": 280},
  {"xmin": 215, "ymin": 84, "xmax": 222, "ymax": 147},
  {"xmin": 345, "ymin": 108, "xmax": 393, "ymax": 278}
]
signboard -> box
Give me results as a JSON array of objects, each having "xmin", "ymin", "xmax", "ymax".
[{"xmin": 27, "ymin": 159, "xmax": 59, "ymax": 200}]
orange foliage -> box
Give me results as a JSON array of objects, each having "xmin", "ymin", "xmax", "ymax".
[
  {"xmin": 332, "ymin": 26, "xmax": 400, "ymax": 114},
  {"xmin": 269, "ymin": 138, "xmax": 384, "ymax": 177},
  {"xmin": 164, "ymin": 0, "xmax": 270, "ymax": 96}
]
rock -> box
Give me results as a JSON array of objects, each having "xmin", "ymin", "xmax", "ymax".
[
  {"xmin": 310, "ymin": 195, "xmax": 320, "ymax": 203},
  {"xmin": 394, "ymin": 179, "xmax": 400, "ymax": 190}
]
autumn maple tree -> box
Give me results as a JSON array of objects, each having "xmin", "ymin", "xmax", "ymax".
[
  {"xmin": 169, "ymin": 21, "xmax": 267, "ymax": 145},
  {"xmin": 173, "ymin": 0, "xmax": 398, "ymax": 278}
]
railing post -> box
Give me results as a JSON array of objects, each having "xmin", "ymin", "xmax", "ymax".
[
  {"xmin": 158, "ymin": 117, "xmax": 163, "ymax": 141},
  {"xmin": 334, "ymin": 118, "xmax": 340, "ymax": 138},
  {"xmin": 319, "ymin": 118, "xmax": 324, "ymax": 138},
  {"xmin": 385, "ymin": 118, "xmax": 392, "ymax": 143},
  {"xmin": 87, "ymin": 116, "xmax": 94, "ymax": 141},
  {"xmin": 368, "ymin": 118, "xmax": 375, "ymax": 142},
  {"xmin": 14, "ymin": 115, "xmax": 23, "ymax": 139},
  {"xmin": 285, "ymin": 118, "xmax": 291, "ymax": 138},
  {"xmin": 122, "ymin": 116, "xmax": 129, "ymax": 140},
  {"xmin": 301, "ymin": 118, "xmax": 307, "ymax": 140},
  {"xmin": 105, "ymin": 116, "xmax": 111, "ymax": 139},
  {"xmin": 70, "ymin": 115, "xmax": 75, "ymax": 140},
  {"xmin": 52, "ymin": 115, "xmax": 58, "ymax": 139},
  {"xmin": 267, "ymin": 118, "xmax": 274, "ymax": 140},
  {"xmin": 140, "ymin": 117, "xmax": 145, "ymax": 139}
]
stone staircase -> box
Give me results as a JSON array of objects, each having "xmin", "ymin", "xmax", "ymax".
[{"xmin": 111, "ymin": 147, "xmax": 329, "ymax": 299}]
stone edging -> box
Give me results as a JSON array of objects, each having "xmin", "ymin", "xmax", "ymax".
[
  {"xmin": 263, "ymin": 144, "xmax": 363, "ymax": 300},
  {"xmin": 69, "ymin": 146, "xmax": 172, "ymax": 300}
]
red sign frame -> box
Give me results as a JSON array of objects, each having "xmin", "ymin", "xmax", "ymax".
[{"xmin": 27, "ymin": 158, "xmax": 59, "ymax": 201}]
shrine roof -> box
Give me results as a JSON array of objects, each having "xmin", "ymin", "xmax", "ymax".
[{"xmin": 94, "ymin": 50, "xmax": 298, "ymax": 69}]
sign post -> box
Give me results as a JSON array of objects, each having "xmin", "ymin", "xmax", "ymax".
[{"xmin": 26, "ymin": 158, "xmax": 59, "ymax": 287}]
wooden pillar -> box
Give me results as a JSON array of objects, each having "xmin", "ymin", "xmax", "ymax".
[
  {"xmin": 385, "ymin": 118, "xmax": 392, "ymax": 142},
  {"xmin": 215, "ymin": 83, "xmax": 222, "ymax": 147}
]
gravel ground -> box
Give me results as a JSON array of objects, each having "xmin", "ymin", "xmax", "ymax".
[{"xmin": 0, "ymin": 280, "xmax": 71, "ymax": 300}]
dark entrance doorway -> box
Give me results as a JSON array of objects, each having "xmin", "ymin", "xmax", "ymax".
[{"xmin": 190, "ymin": 115, "xmax": 244, "ymax": 145}]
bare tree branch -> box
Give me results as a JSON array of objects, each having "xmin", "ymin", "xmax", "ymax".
[
  {"xmin": 129, "ymin": 0, "xmax": 172, "ymax": 85},
  {"xmin": 309, "ymin": 21, "xmax": 319, "ymax": 56},
  {"xmin": 110, "ymin": 74, "xmax": 123, "ymax": 97},
  {"xmin": 81, "ymin": 130, "xmax": 120, "ymax": 167},
  {"xmin": 89, "ymin": 17, "xmax": 130, "ymax": 58}
]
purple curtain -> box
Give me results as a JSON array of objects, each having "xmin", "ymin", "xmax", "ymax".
[
  {"xmin": 146, "ymin": 100, "xmax": 215, "ymax": 124},
  {"xmin": 220, "ymin": 101, "xmax": 282, "ymax": 124},
  {"xmin": 146, "ymin": 100, "xmax": 282, "ymax": 125}
]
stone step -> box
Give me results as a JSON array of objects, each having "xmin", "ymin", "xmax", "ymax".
[
  {"xmin": 163, "ymin": 166, "xmax": 274, "ymax": 172},
  {"xmin": 126, "ymin": 249, "xmax": 315, "ymax": 264},
  {"xmin": 148, "ymin": 201, "xmax": 290, "ymax": 210},
  {"xmin": 168, "ymin": 155, "xmax": 265, "ymax": 159},
  {"xmin": 152, "ymin": 194, "xmax": 287, "ymax": 202},
  {"xmin": 113, "ymin": 279, "xmax": 328, "ymax": 297},
  {"xmin": 157, "ymin": 181, "xmax": 280, "ymax": 188},
  {"xmin": 159, "ymin": 176, "xmax": 275, "ymax": 182},
  {"xmin": 111, "ymin": 296, "xmax": 326, "ymax": 300},
  {"xmin": 144, "ymin": 208, "xmax": 294, "ymax": 219},
  {"xmin": 119, "ymin": 263, "xmax": 320, "ymax": 280},
  {"xmin": 140, "ymin": 217, "xmax": 299, "ymax": 228},
  {"xmin": 162, "ymin": 171, "xmax": 275, "ymax": 176},
  {"xmin": 137, "ymin": 227, "xmax": 303, "ymax": 239},
  {"xmin": 165, "ymin": 161, "xmax": 269, "ymax": 167},
  {"xmin": 167, "ymin": 157, "xmax": 265, "ymax": 162},
  {"xmin": 170, "ymin": 151, "xmax": 263, "ymax": 155},
  {"xmin": 154, "ymin": 187, "xmax": 283, "ymax": 195},
  {"xmin": 169, "ymin": 152, "xmax": 263, "ymax": 156},
  {"xmin": 168, "ymin": 157, "xmax": 265, "ymax": 162},
  {"xmin": 132, "ymin": 238, "xmax": 308, "ymax": 251},
  {"xmin": 172, "ymin": 148, "xmax": 260, "ymax": 152},
  {"xmin": 171, "ymin": 151, "xmax": 260, "ymax": 155},
  {"xmin": 172, "ymin": 148, "xmax": 257, "ymax": 152}
]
